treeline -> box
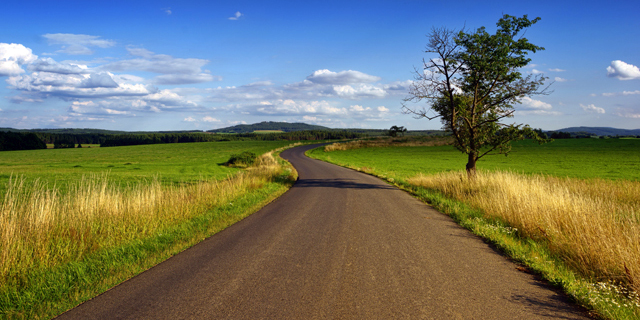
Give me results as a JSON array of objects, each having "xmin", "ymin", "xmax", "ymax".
[
  {"xmin": 101, "ymin": 133, "xmax": 221, "ymax": 147},
  {"xmin": 35, "ymin": 133, "xmax": 113, "ymax": 145},
  {"xmin": 0, "ymin": 132, "xmax": 47, "ymax": 151},
  {"xmin": 101, "ymin": 130, "xmax": 363, "ymax": 147}
]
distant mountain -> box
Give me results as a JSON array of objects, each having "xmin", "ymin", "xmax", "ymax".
[
  {"xmin": 553, "ymin": 127, "xmax": 640, "ymax": 136},
  {"xmin": 208, "ymin": 121, "xmax": 330, "ymax": 133}
]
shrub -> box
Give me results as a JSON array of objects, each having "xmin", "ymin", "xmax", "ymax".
[{"xmin": 225, "ymin": 151, "xmax": 258, "ymax": 167}]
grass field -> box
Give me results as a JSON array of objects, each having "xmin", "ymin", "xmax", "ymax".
[
  {"xmin": 310, "ymin": 138, "xmax": 640, "ymax": 320},
  {"xmin": 0, "ymin": 141, "xmax": 298, "ymax": 319},
  {"xmin": 0, "ymin": 140, "xmax": 294, "ymax": 196},
  {"xmin": 310, "ymin": 138, "xmax": 640, "ymax": 181}
]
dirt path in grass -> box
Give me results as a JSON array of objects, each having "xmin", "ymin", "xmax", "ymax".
[{"xmin": 57, "ymin": 144, "xmax": 591, "ymax": 319}]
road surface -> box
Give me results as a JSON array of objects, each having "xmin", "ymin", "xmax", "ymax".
[{"xmin": 57, "ymin": 144, "xmax": 590, "ymax": 319}]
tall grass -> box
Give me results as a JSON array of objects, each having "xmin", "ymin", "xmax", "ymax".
[
  {"xmin": 408, "ymin": 171, "xmax": 640, "ymax": 294},
  {"xmin": 0, "ymin": 150, "xmax": 293, "ymax": 317}
]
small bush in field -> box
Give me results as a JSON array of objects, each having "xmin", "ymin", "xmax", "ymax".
[{"xmin": 226, "ymin": 151, "xmax": 258, "ymax": 167}]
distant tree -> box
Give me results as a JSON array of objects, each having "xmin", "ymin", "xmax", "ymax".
[
  {"xmin": 77, "ymin": 143, "xmax": 82, "ymax": 148},
  {"xmin": 388, "ymin": 126, "xmax": 408, "ymax": 137},
  {"xmin": 402, "ymin": 14, "xmax": 551, "ymax": 177},
  {"xmin": 54, "ymin": 139, "xmax": 75, "ymax": 149},
  {"xmin": 0, "ymin": 132, "xmax": 46, "ymax": 151}
]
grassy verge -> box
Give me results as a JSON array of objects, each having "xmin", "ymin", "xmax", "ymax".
[
  {"xmin": 0, "ymin": 147, "xmax": 298, "ymax": 319},
  {"xmin": 308, "ymin": 140, "xmax": 640, "ymax": 319}
]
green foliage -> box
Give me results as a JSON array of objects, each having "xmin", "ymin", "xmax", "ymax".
[
  {"xmin": 0, "ymin": 132, "xmax": 46, "ymax": 151},
  {"xmin": 53, "ymin": 139, "xmax": 75, "ymax": 149},
  {"xmin": 388, "ymin": 125, "xmax": 407, "ymax": 137},
  {"xmin": 403, "ymin": 14, "xmax": 549, "ymax": 175},
  {"xmin": 225, "ymin": 151, "xmax": 258, "ymax": 167}
]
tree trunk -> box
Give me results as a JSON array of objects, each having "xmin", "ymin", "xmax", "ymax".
[{"xmin": 466, "ymin": 152, "xmax": 477, "ymax": 178}]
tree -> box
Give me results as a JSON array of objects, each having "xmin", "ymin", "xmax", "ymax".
[
  {"xmin": 402, "ymin": 14, "xmax": 550, "ymax": 177},
  {"xmin": 388, "ymin": 125, "xmax": 408, "ymax": 137},
  {"xmin": 54, "ymin": 139, "xmax": 75, "ymax": 149}
]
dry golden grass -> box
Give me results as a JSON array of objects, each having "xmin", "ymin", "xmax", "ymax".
[
  {"xmin": 0, "ymin": 151, "xmax": 290, "ymax": 283},
  {"xmin": 324, "ymin": 136, "xmax": 453, "ymax": 152},
  {"xmin": 408, "ymin": 171, "xmax": 640, "ymax": 293}
]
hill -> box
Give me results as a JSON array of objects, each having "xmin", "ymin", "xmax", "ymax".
[
  {"xmin": 553, "ymin": 127, "xmax": 640, "ymax": 137},
  {"xmin": 208, "ymin": 121, "xmax": 330, "ymax": 133}
]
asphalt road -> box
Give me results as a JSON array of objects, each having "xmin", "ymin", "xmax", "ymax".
[{"xmin": 57, "ymin": 144, "xmax": 590, "ymax": 319}]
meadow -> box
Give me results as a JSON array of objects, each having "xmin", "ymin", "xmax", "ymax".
[
  {"xmin": 0, "ymin": 141, "xmax": 298, "ymax": 319},
  {"xmin": 310, "ymin": 138, "xmax": 640, "ymax": 320},
  {"xmin": 0, "ymin": 140, "xmax": 294, "ymax": 196}
]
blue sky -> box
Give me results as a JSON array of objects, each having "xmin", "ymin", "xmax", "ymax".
[{"xmin": 1, "ymin": 0, "xmax": 638, "ymax": 131}]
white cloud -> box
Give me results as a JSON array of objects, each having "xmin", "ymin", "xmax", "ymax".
[
  {"xmin": 554, "ymin": 77, "xmax": 568, "ymax": 82},
  {"xmin": 28, "ymin": 57, "xmax": 88, "ymax": 74},
  {"xmin": 79, "ymin": 73, "xmax": 119, "ymax": 88},
  {"xmin": 377, "ymin": 106, "xmax": 389, "ymax": 112},
  {"xmin": 331, "ymin": 84, "xmax": 386, "ymax": 99},
  {"xmin": 252, "ymin": 99, "xmax": 347, "ymax": 116},
  {"xmin": 43, "ymin": 33, "xmax": 116, "ymax": 55},
  {"xmin": 549, "ymin": 68, "xmax": 566, "ymax": 72},
  {"xmin": 606, "ymin": 60, "xmax": 640, "ymax": 80},
  {"xmin": 0, "ymin": 43, "xmax": 38, "ymax": 76},
  {"xmin": 614, "ymin": 108, "xmax": 640, "ymax": 118},
  {"xmin": 519, "ymin": 97, "xmax": 552, "ymax": 110},
  {"xmin": 516, "ymin": 97, "xmax": 561, "ymax": 115},
  {"xmin": 164, "ymin": 8, "xmax": 172, "ymax": 15},
  {"xmin": 531, "ymin": 69, "xmax": 544, "ymax": 74},
  {"xmin": 602, "ymin": 90, "xmax": 640, "ymax": 97},
  {"xmin": 102, "ymin": 47, "xmax": 219, "ymax": 85},
  {"xmin": 580, "ymin": 104, "xmax": 605, "ymax": 114},
  {"xmin": 68, "ymin": 101, "xmax": 133, "ymax": 116},
  {"xmin": 202, "ymin": 116, "xmax": 221, "ymax": 122},
  {"xmin": 306, "ymin": 69, "xmax": 380, "ymax": 85},
  {"xmin": 228, "ymin": 11, "xmax": 243, "ymax": 20},
  {"xmin": 183, "ymin": 117, "xmax": 196, "ymax": 122}
]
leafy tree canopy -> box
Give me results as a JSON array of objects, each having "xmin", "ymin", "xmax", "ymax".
[{"xmin": 402, "ymin": 14, "xmax": 551, "ymax": 176}]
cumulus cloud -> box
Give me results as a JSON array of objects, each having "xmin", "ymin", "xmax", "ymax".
[
  {"xmin": 102, "ymin": 47, "xmax": 219, "ymax": 85},
  {"xmin": 68, "ymin": 101, "xmax": 133, "ymax": 117},
  {"xmin": 549, "ymin": 68, "xmax": 566, "ymax": 72},
  {"xmin": 43, "ymin": 33, "xmax": 116, "ymax": 55},
  {"xmin": 252, "ymin": 99, "xmax": 346, "ymax": 116},
  {"xmin": 516, "ymin": 97, "xmax": 561, "ymax": 115},
  {"xmin": 614, "ymin": 108, "xmax": 640, "ymax": 118},
  {"xmin": 0, "ymin": 43, "xmax": 38, "ymax": 76},
  {"xmin": 606, "ymin": 60, "xmax": 640, "ymax": 80},
  {"xmin": 79, "ymin": 73, "xmax": 119, "ymax": 88},
  {"xmin": 331, "ymin": 84, "xmax": 386, "ymax": 99},
  {"xmin": 554, "ymin": 77, "xmax": 568, "ymax": 82},
  {"xmin": 27, "ymin": 57, "xmax": 88, "ymax": 74},
  {"xmin": 531, "ymin": 69, "xmax": 544, "ymax": 74},
  {"xmin": 580, "ymin": 104, "xmax": 605, "ymax": 114},
  {"xmin": 229, "ymin": 11, "xmax": 243, "ymax": 20},
  {"xmin": 306, "ymin": 69, "xmax": 380, "ymax": 85},
  {"xmin": 202, "ymin": 116, "xmax": 220, "ymax": 122}
]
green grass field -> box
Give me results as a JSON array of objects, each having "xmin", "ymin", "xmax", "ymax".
[
  {"xmin": 0, "ymin": 140, "xmax": 294, "ymax": 196},
  {"xmin": 0, "ymin": 140, "xmax": 300, "ymax": 319},
  {"xmin": 309, "ymin": 138, "xmax": 640, "ymax": 181}
]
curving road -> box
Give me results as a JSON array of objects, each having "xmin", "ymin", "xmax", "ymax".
[{"xmin": 57, "ymin": 144, "xmax": 590, "ymax": 319}]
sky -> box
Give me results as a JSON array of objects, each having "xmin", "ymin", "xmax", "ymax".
[{"xmin": 0, "ymin": 0, "xmax": 639, "ymax": 132}]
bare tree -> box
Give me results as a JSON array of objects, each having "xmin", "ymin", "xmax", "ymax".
[{"xmin": 403, "ymin": 15, "xmax": 551, "ymax": 177}]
